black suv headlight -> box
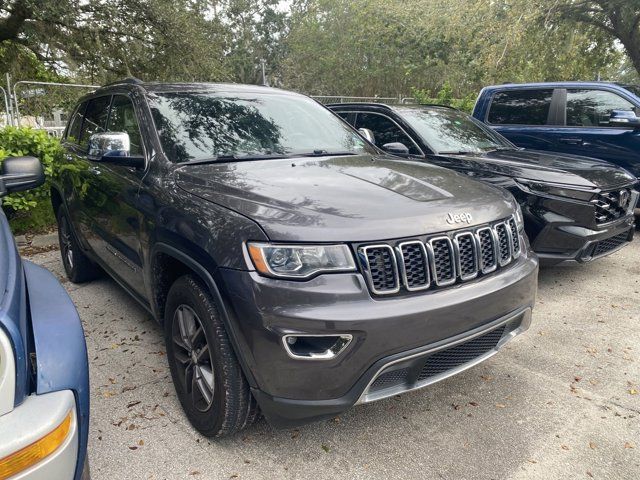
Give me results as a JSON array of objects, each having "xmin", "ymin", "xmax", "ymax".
[
  {"xmin": 247, "ymin": 243, "xmax": 356, "ymax": 279},
  {"xmin": 515, "ymin": 179, "xmax": 594, "ymax": 202}
]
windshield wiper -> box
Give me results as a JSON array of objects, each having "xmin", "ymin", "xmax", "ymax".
[
  {"xmin": 183, "ymin": 153, "xmax": 291, "ymax": 165},
  {"xmin": 438, "ymin": 150, "xmax": 482, "ymax": 155},
  {"xmin": 483, "ymin": 147, "xmax": 515, "ymax": 153},
  {"xmin": 296, "ymin": 150, "xmax": 358, "ymax": 157}
]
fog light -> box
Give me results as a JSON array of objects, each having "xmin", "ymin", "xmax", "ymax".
[{"xmin": 282, "ymin": 334, "xmax": 352, "ymax": 360}]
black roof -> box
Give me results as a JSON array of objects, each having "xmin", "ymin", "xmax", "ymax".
[{"xmin": 94, "ymin": 79, "xmax": 297, "ymax": 96}]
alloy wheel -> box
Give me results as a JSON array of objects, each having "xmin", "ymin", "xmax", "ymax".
[
  {"xmin": 59, "ymin": 215, "xmax": 74, "ymax": 270},
  {"xmin": 172, "ymin": 305, "xmax": 215, "ymax": 412}
]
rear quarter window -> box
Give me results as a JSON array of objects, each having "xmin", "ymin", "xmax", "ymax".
[
  {"xmin": 65, "ymin": 102, "xmax": 87, "ymax": 144},
  {"xmin": 488, "ymin": 89, "xmax": 553, "ymax": 125}
]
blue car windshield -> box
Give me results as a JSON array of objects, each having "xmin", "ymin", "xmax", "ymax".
[
  {"xmin": 399, "ymin": 107, "xmax": 514, "ymax": 154},
  {"xmin": 149, "ymin": 91, "xmax": 376, "ymax": 163}
]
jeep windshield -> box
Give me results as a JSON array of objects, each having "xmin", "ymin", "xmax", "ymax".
[
  {"xmin": 399, "ymin": 107, "xmax": 515, "ymax": 155},
  {"xmin": 149, "ymin": 91, "xmax": 376, "ymax": 163}
]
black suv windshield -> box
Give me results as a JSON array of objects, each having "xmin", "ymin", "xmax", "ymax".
[
  {"xmin": 150, "ymin": 90, "xmax": 375, "ymax": 163},
  {"xmin": 399, "ymin": 107, "xmax": 514, "ymax": 154}
]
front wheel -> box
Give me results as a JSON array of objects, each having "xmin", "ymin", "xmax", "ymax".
[{"xmin": 164, "ymin": 275, "xmax": 259, "ymax": 436}]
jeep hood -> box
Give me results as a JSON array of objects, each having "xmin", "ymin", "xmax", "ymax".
[
  {"xmin": 175, "ymin": 155, "xmax": 515, "ymax": 242},
  {"xmin": 431, "ymin": 149, "xmax": 637, "ymax": 189}
]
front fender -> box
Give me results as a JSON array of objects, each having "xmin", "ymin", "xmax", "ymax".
[{"xmin": 23, "ymin": 261, "xmax": 89, "ymax": 480}]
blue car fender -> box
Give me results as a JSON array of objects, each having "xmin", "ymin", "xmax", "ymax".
[{"xmin": 23, "ymin": 260, "xmax": 90, "ymax": 480}]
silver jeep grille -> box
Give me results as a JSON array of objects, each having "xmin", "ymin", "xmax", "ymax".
[{"xmin": 358, "ymin": 216, "xmax": 521, "ymax": 296}]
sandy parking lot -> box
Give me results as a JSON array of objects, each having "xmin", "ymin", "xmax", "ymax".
[{"xmin": 28, "ymin": 240, "xmax": 639, "ymax": 480}]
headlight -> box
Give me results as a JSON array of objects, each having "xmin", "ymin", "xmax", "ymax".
[
  {"xmin": 247, "ymin": 243, "xmax": 356, "ymax": 279},
  {"xmin": 515, "ymin": 179, "xmax": 594, "ymax": 202}
]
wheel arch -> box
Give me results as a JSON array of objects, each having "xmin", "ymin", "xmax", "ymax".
[{"xmin": 150, "ymin": 243, "xmax": 257, "ymax": 387}]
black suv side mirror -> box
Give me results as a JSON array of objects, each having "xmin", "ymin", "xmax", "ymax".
[
  {"xmin": 0, "ymin": 156, "xmax": 45, "ymax": 198},
  {"xmin": 88, "ymin": 132, "xmax": 145, "ymax": 168},
  {"xmin": 609, "ymin": 110, "xmax": 640, "ymax": 129},
  {"xmin": 382, "ymin": 142, "xmax": 410, "ymax": 156}
]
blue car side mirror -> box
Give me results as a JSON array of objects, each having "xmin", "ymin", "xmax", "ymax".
[{"xmin": 609, "ymin": 110, "xmax": 640, "ymax": 129}]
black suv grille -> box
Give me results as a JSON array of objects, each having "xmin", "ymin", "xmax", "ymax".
[
  {"xmin": 358, "ymin": 216, "xmax": 519, "ymax": 296},
  {"xmin": 592, "ymin": 189, "xmax": 633, "ymax": 224},
  {"xmin": 591, "ymin": 231, "xmax": 631, "ymax": 257},
  {"xmin": 368, "ymin": 324, "xmax": 507, "ymax": 393}
]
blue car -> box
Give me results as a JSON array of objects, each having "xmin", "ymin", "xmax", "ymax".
[
  {"xmin": 0, "ymin": 157, "xmax": 89, "ymax": 479},
  {"xmin": 473, "ymin": 82, "xmax": 640, "ymax": 190}
]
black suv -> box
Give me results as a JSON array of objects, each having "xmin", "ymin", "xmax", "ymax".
[
  {"xmin": 330, "ymin": 103, "xmax": 638, "ymax": 265},
  {"xmin": 53, "ymin": 80, "xmax": 537, "ymax": 436}
]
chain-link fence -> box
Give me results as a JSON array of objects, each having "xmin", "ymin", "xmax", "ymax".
[
  {"xmin": 312, "ymin": 95, "xmax": 417, "ymax": 105},
  {"xmin": 2, "ymin": 75, "xmax": 98, "ymax": 136}
]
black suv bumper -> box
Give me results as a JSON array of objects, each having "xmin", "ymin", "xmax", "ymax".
[
  {"xmin": 219, "ymin": 251, "xmax": 538, "ymax": 428},
  {"xmin": 528, "ymin": 212, "xmax": 635, "ymax": 266}
]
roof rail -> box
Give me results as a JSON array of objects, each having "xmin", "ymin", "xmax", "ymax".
[{"xmin": 98, "ymin": 77, "xmax": 144, "ymax": 88}]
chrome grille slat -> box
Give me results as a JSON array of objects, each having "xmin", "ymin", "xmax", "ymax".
[
  {"xmin": 454, "ymin": 232, "xmax": 478, "ymax": 280},
  {"xmin": 358, "ymin": 216, "xmax": 520, "ymax": 296},
  {"xmin": 494, "ymin": 222, "xmax": 512, "ymax": 266},
  {"xmin": 476, "ymin": 227, "xmax": 498, "ymax": 273},
  {"xmin": 507, "ymin": 218, "xmax": 521, "ymax": 258},
  {"xmin": 428, "ymin": 236, "xmax": 456, "ymax": 286},
  {"xmin": 591, "ymin": 188, "xmax": 633, "ymax": 224},
  {"xmin": 398, "ymin": 241, "xmax": 430, "ymax": 291},
  {"xmin": 359, "ymin": 245, "xmax": 399, "ymax": 295}
]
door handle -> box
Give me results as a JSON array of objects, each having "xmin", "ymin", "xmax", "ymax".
[{"xmin": 559, "ymin": 137, "xmax": 583, "ymax": 145}]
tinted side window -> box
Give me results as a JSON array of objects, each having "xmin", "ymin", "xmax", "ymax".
[
  {"xmin": 66, "ymin": 102, "xmax": 87, "ymax": 144},
  {"xmin": 355, "ymin": 112, "xmax": 421, "ymax": 154},
  {"xmin": 107, "ymin": 95, "xmax": 143, "ymax": 155},
  {"xmin": 488, "ymin": 89, "xmax": 553, "ymax": 125},
  {"xmin": 335, "ymin": 111, "xmax": 356, "ymax": 126},
  {"xmin": 79, "ymin": 96, "xmax": 111, "ymax": 149},
  {"xmin": 566, "ymin": 89, "xmax": 635, "ymax": 127}
]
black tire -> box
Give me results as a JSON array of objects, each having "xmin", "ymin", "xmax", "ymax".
[
  {"xmin": 56, "ymin": 208, "xmax": 100, "ymax": 283},
  {"xmin": 164, "ymin": 275, "xmax": 259, "ymax": 437}
]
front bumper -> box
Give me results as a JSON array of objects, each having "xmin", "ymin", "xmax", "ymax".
[
  {"xmin": 220, "ymin": 250, "xmax": 538, "ymax": 428},
  {"xmin": 0, "ymin": 390, "xmax": 83, "ymax": 480},
  {"xmin": 530, "ymin": 214, "xmax": 635, "ymax": 266}
]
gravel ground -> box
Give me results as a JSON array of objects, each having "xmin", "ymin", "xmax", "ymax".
[{"xmin": 28, "ymin": 240, "xmax": 639, "ymax": 480}]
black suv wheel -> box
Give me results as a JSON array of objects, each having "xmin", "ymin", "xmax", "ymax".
[
  {"xmin": 56, "ymin": 208, "xmax": 100, "ymax": 283},
  {"xmin": 164, "ymin": 275, "xmax": 259, "ymax": 436}
]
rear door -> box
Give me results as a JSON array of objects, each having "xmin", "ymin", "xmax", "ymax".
[{"xmin": 483, "ymin": 88, "xmax": 557, "ymax": 151}]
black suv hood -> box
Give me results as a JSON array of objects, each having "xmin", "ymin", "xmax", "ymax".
[
  {"xmin": 175, "ymin": 155, "xmax": 515, "ymax": 242},
  {"xmin": 431, "ymin": 149, "xmax": 637, "ymax": 189}
]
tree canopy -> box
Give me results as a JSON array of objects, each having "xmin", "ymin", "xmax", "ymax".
[{"xmin": 0, "ymin": 0, "xmax": 637, "ymax": 99}]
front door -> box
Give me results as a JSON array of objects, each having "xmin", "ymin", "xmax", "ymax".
[
  {"xmin": 548, "ymin": 88, "xmax": 640, "ymax": 178},
  {"xmin": 88, "ymin": 94, "xmax": 148, "ymax": 297}
]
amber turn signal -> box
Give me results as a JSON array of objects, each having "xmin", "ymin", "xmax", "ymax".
[{"xmin": 0, "ymin": 410, "xmax": 73, "ymax": 479}]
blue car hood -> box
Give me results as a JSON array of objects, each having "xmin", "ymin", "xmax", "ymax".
[{"xmin": 0, "ymin": 208, "xmax": 29, "ymax": 406}]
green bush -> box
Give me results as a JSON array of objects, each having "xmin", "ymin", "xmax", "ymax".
[
  {"xmin": 0, "ymin": 127, "xmax": 63, "ymax": 234},
  {"xmin": 411, "ymin": 83, "xmax": 477, "ymax": 113}
]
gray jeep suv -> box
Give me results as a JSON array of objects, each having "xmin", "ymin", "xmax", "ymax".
[{"xmin": 52, "ymin": 79, "xmax": 538, "ymax": 436}]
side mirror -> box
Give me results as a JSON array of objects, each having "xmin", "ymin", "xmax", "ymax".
[
  {"xmin": 358, "ymin": 128, "xmax": 376, "ymax": 144},
  {"xmin": 609, "ymin": 110, "xmax": 640, "ymax": 129},
  {"xmin": 0, "ymin": 156, "xmax": 45, "ymax": 198},
  {"xmin": 382, "ymin": 142, "xmax": 410, "ymax": 156},
  {"xmin": 88, "ymin": 132, "xmax": 145, "ymax": 168}
]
